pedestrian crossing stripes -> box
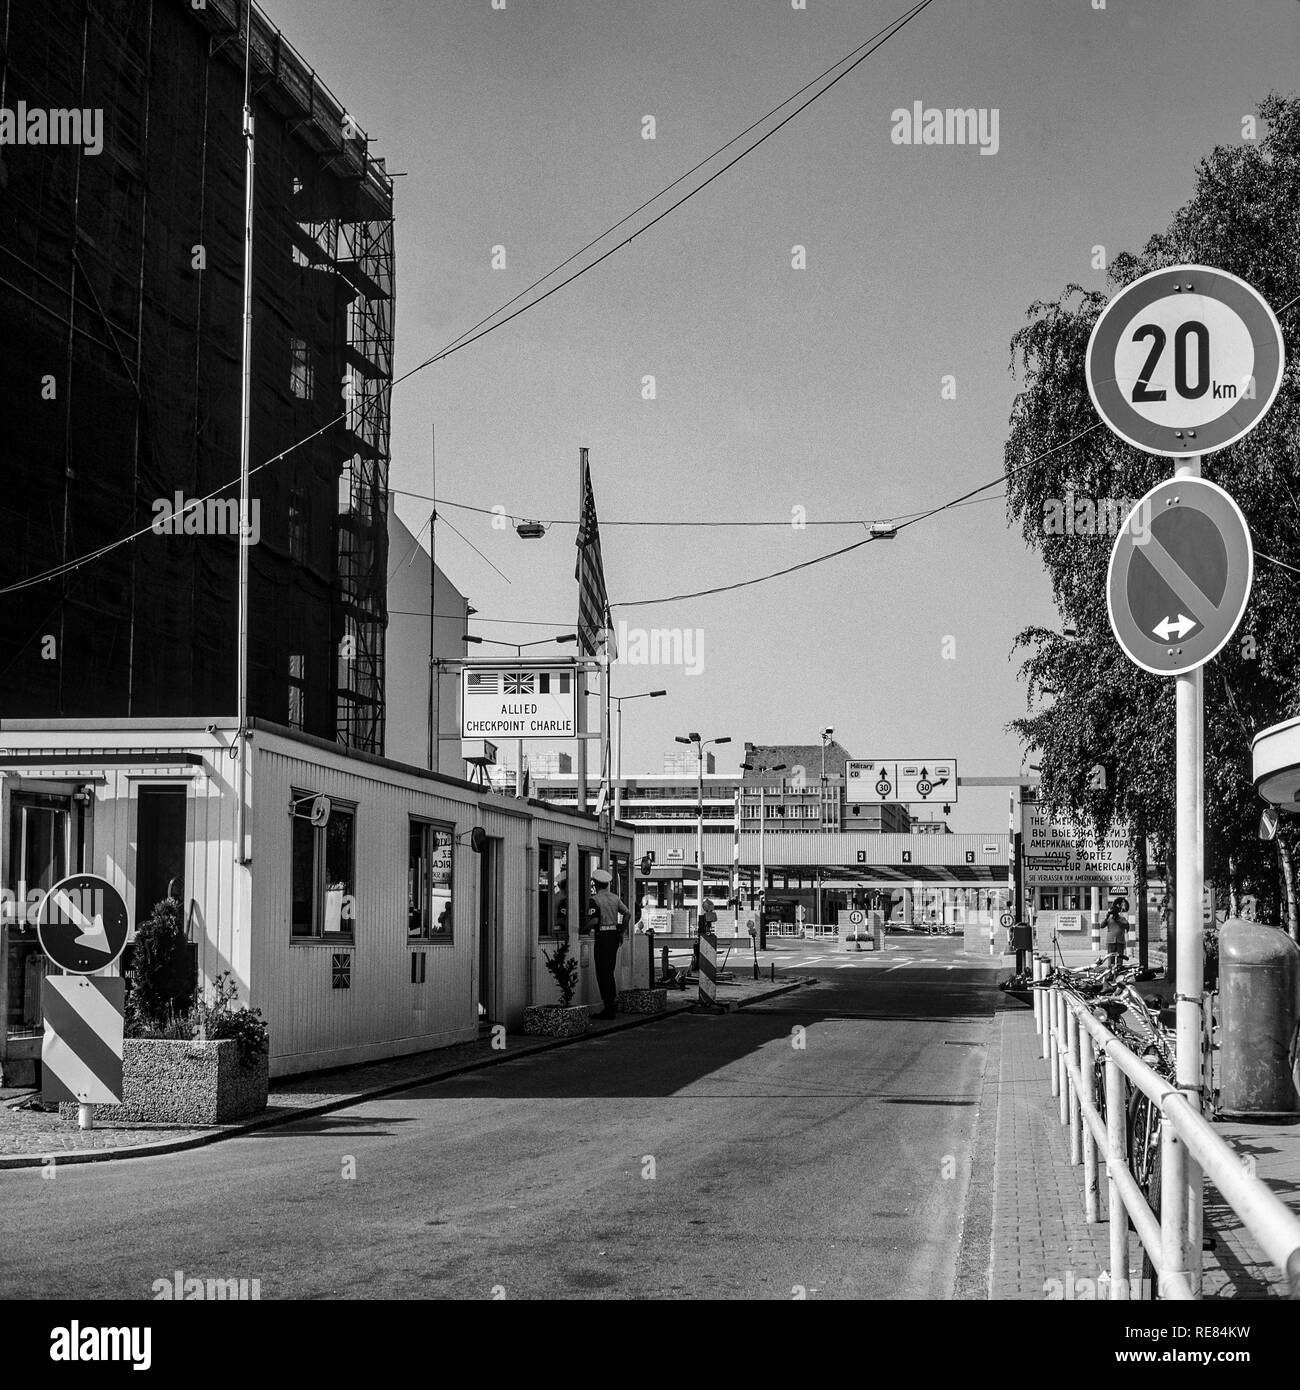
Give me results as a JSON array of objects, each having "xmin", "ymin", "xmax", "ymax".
[{"xmin": 42, "ymin": 976, "xmax": 125, "ymax": 1106}]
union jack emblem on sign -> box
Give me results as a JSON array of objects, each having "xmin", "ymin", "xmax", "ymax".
[{"xmin": 503, "ymin": 671, "xmax": 536, "ymax": 694}]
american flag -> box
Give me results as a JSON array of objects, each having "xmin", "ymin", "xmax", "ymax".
[{"xmin": 575, "ymin": 456, "xmax": 611, "ymax": 655}]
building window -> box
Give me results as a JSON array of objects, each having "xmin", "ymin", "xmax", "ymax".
[
  {"xmin": 135, "ymin": 785, "xmax": 187, "ymax": 918},
  {"xmin": 408, "ymin": 820, "xmax": 453, "ymax": 941},
  {"xmin": 291, "ymin": 792, "xmax": 356, "ymax": 939},
  {"xmin": 538, "ymin": 840, "xmax": 567, "ymax": 937},
  {"xmin": 289, "ymin": 336, "xmax": 314, "ymax": 400},
  {"xmin": 288, "ymin": 490, "xmax": 308, "ymax": 563},
  {"xmin": 577, "ymin": 849, "xmax": 601, "ymax": 935},
  {"xmin": 288, "ymin": 654, "xmax": 306, "ymax": 730},
  {"xmin": 6, "ymin": 792, "xmax": 74, "ymax": 1037}
]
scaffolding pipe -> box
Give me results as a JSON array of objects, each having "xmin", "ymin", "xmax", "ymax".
[{"xmin": 236, "ymin": 3, "xmax": 255, "ymax": 865}]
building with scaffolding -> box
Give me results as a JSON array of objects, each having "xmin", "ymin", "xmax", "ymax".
[{"xmin": 0, "ymin": 0, "xmax": 394, "ymax": 753}]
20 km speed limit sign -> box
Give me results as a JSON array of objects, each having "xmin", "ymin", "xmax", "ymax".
[{"xmin": 1086, "ymin": 264, "xmax": 1284, "ymax": 457}]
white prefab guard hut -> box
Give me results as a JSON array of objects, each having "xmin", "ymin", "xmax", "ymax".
[{"xmin": 0, "ymin": 718, "xmax": 634, "ymax": 1082}]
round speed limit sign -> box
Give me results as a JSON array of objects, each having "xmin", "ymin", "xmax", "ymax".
[{"xmin": 1086, "ymin": 264, "xmax": 1284, "ymax": 457}]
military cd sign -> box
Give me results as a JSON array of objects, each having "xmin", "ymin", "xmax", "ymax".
[
  {"xmin": 1086, "ymin": 265, "xmax": 1284, "ymax": 457},
  {"xmin": 1107, "ymin": 476, "xmax": 1253, "ymax": 676},
  {"xmin": 37, "ymin": 873, "xmax": 130, "ymax": 973}
]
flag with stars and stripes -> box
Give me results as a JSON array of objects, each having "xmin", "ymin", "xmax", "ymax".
[{"xmin": 575, "ymin": 457, "xmax": 611, "ymax": 656}]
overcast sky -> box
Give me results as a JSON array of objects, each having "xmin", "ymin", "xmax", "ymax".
[{"xmin": 264, "ymin": 0, "xmax": 1300, "ymax": 829}]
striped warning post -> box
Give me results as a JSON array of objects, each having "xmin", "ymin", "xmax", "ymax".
[
  {"xmin": 698, "ymin": 928, "xmax": 718, "ymax": 1005},
  {"xmin": 1091, "ymin": 914, "xmax": 1102, "ymax": 957},
  {"xmin": 42, "ymin": 976, "xmax": 125, "ymax": 1106}
]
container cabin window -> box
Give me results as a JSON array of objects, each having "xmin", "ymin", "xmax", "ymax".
[
  {"xmin": 408, "ymin": 821, "xmax": 453, "ymax": 941},
  {"xmin": 538, "ymin": 841, "xmax": 567, "ymax": 938},
  {"xmin": 135, "ymin": 785, "xmax": 186, "ymax": 919},
  {"xmin": 6, "ymin": 792, "xmax": 74, "ymax": 1037},
  {"xmin": 291, "ymin": 793, "xmax": 356, "ymax": 939}
]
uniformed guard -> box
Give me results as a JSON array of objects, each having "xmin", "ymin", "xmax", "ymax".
[{"xmin": 590, "ymin": 868, "xmax": 630, "ymax": 1019}]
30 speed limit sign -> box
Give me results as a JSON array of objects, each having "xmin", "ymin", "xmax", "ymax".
[{"xmin": 1086, "ymin": 264, "xmax": 1284, "ymax": 456}]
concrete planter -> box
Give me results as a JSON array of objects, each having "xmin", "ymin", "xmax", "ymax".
[
  {"xmin": 59, "ymin": 1037, "xmax": 268, "ymax": 1126},
  {"xmin": 522, "ymin": 1004, "xmax": 589, "ymax": 1038},
  {"xmin": 617, "ymin": 988, "xmax": 668, "ymax": 1014}
]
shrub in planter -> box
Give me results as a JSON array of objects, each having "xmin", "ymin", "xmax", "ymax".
[
  {"xmin": 67, "ymin": 972, "xmax": 271, "ymax": 1125},
  {"xmin": 127, "ymin": 895, "xmax": 195, "ymax": 1033},
  {"xmin": 193, "ymin": 971, "xmax": 269, "ymax": 1070},
  {"xmin": 543, "ymin": 938, "xmax": 579, "ymax": 1007},
  {"xmin": 523, "ymin": 938, "xmax": 588, "ymax": 1036}
]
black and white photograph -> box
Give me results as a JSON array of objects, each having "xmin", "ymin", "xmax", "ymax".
[{"xmin": 2, "ymin": 0, "xmax": 1300, "ymax": 1354}]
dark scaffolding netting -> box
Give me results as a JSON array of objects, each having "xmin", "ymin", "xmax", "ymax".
[{"xmin": 0, "ymin": 0, "xmax": 392, "ymax": 752}]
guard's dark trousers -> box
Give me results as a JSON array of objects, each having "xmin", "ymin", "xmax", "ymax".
[{"xmin": 594, "ymin": 930, "xmax": 621, "ymax": 1014}]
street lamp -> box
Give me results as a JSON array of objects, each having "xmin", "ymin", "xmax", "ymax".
[
  {"xmin": 818, "ymin": 729, "xmax": 836, "ymax": 927},
  {"xmin": 741, "ymin": 758, "xmax": 786, "ymax": 947},
  {"xmin": 467, "ymin": 633, "xmax": 578, "ymax": 794},
  {"xmin": 611, "ymin": 690, "xmax": 667, "ymax": 824},
  {"xmin": 675, "ymin": 732, "xmax": 730, "ymax": 913}
]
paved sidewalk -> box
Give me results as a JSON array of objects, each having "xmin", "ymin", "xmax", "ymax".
[
  {"xmin": 983, "ymin": 997, "xmax": 1299, "ymax": 1300},
  {"xmin": 0, "ymin": 972, "xmax": 808, "ymax": 1167},
  {"xmin": 985, "ymin": 1003, "xmax": 1115, "ymax": 1298}
]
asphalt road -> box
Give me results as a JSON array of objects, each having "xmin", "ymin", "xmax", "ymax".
[{"xmin": 0, "ymin": 937, "xmax": 1004, "ymax": 1300}]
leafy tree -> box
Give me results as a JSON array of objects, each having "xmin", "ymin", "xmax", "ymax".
[{"xmin": 1005, "ymin": 92, "xmax": 1300, "ymax": 939}]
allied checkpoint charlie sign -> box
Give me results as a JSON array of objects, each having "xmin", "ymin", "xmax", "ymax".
[{"xmin": 460, "ymin": 660, "xmax": 577, "ymax": 739}]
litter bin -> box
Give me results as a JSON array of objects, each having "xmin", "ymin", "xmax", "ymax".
[{"xmin": 1219, "ymin": 917, "xmax": 1300, "ymax": 1120}]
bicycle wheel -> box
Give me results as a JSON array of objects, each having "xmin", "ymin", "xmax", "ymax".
[{"xmin": 1126, "ymin": 1091, "xmax": 1160, "ymax": 1300}]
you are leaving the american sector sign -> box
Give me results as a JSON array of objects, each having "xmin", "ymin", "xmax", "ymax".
[{"xmin": 460, "ymin": 661, "xmax": 577, "ymax": 739}]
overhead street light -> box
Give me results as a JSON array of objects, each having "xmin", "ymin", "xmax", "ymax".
[
  {"xmin": 675, "ymin": 731, "xmax": 731, "ymax": 913},
  {"xmin": 611, "ymin": 689, "xmax": 668, "ymax": 821}
]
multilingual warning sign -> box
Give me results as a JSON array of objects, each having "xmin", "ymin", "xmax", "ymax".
[{"xmin": 1022, "ymin": 805, "xmax": 1133, "ymax": 891}]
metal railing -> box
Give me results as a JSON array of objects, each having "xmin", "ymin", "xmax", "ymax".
[{"xmin": 1035, "ymin": 954, "xmax": 1300, "ymax": 1299}]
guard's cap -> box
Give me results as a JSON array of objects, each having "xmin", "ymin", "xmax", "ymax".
[{"xmin": 592, "ymin": 868, "xmax": 612, "ymax": 886}]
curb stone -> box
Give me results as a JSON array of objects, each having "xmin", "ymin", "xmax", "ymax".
[{"xmin": 0, "ymin": 976, "xmax": 811, "ymax": 1169}]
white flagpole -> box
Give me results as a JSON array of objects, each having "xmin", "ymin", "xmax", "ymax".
[
  {"xmin": 235, "ymin": 2, "xmax": 255, "ymax": 866},
  {"xmin": 575, "ymin": 448, "xmax": 589, "ymax": 816}
]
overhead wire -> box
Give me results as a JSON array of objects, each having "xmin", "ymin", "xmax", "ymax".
[
  {"xmin": 614, "ymin": 422, "xmax": 1103, "ymax": 608},
  {"xmin": 0, "ymin": 0, "xmax": 936, "ymax": 601}
]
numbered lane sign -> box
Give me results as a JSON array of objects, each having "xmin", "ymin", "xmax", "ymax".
[{"xmin": 1086, "ymin": 264, "xmax": 1284, "ymax": 457}]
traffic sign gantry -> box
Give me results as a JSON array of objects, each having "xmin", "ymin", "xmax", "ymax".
[
  {"xmin": 37, "ymin": 873, "xmax": 129, "ymax": 974},
  {"xmin": 1086, "ymin": 264, "xmax": 1284, "ymax": 457},
  {"xmin": 1107, "ymin": 476, "xmax": 1253, "ymax": 676}
]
